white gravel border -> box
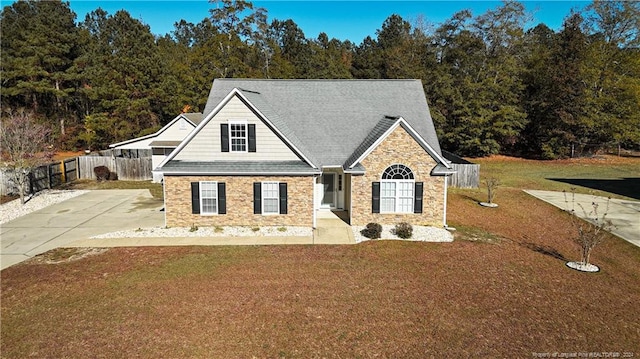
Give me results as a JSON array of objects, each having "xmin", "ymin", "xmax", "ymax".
[
  {"xmin": 91, "ymin": 226, "xmax": 313, "ymax": 238},
  {"xmin": 0, "ymin": 190, "xmax": 89, "ymax": 225},
  {"xmin": 352, "ymin": 225, "xmax": 454, "ymax": 243}
]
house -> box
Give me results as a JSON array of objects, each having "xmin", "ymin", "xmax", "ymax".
[
  {"xmin": 155, "ymin": 79, "xmax": 455, "ymax": 229},
  {"xmin": 110, "ymin": 112, "xmax": 203, "ymax": 182}
]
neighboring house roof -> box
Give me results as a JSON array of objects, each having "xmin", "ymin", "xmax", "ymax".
[
  {"xmin": 109, "ymin": 112, "xmax": 203, "ymax": 148},
  {"xmin": 149, "ymin": 140, "xmax": 182, "ymax": 147},
  {"xmin": 200, "ymin": 79, "xmax": 445, "ymax": 168}
]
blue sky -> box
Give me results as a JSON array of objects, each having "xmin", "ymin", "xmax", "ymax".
[{"xmin": 66, "ymin": 0, "xmax": 590, "ymax": 42}]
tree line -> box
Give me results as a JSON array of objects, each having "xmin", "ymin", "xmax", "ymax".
[{"xmin": 1, "ymin": 0, "xmax": 638, "ymax": 158}]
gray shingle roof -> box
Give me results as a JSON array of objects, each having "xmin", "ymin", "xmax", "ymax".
[
  {"xmin": 182, "ymin": 112, "xmax": 204, "ymax": 125},
  {"xmin": 203, "ymin": 79, "xmax": 443, "ymax": 168},
  {"xmin": 149, "ymin": 140, "xmax": 181, "ymax": 147},
  {"xmin": 344, "ymin": 116, "xmax": 398, "ymax": 170},
  {"xmin": 161, "ymin": 160, "xmax": 319, "ymax": 175}
]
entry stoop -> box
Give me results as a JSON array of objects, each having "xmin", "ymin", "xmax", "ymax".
[{"xmin": 313, "ymin": 210, "xmax": 355, "ymax": 244}]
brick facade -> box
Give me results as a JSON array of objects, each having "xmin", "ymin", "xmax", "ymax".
[
  {"xmin": 350, "ymin": 125, "xmax": 445, "ymax": 226},
  {"xmin": 164, "ymin": 175, "xmax": 314, "ymax": 227}
]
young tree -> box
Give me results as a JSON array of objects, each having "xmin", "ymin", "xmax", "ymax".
[
  {"xmin": 0, "ymin": 109, "xmax": 53, "ymax": 204},
  {"xmin": 564, "ymin": 190, "xmax": 613, "ymax": 272}
]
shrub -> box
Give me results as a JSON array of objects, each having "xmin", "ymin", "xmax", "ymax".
[
  {"xmin": 361, "ymin": 222, "xmax": 382, "ymax": 239},
  {"xmin": 108, "ymin": 171, "xmax": 118, "ymax": 181},
  {"xmin": 394, "ymin": 222, "xmax": 413, "ymax": 239},
  {"xmin": 277, "ymin": 226, "xmax": 287, "ymax": 232},
  {"xmin": 94, "ymin": 166, "xmax": 110, "ymax": 181},
  {"xmin": 251, "ymin": 226, "xmax": 260, "ymax": 232},
  {"xmin": 214, "ymin": 226, "xmax": 224, "ymax": 233},
  {"xmin": 189, "ymin": 223, "xmax": 198, "ymax": 232}
]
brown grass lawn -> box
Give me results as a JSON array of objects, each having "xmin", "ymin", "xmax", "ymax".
[{"xmin": 1, "ymin": 156, "xmax": 639, "ymax": 358}]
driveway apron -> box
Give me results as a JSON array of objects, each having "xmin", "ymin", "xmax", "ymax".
[
  {"xmin": 0, "ymin": 190, "xmax": 164, "ymax": 270},
  {"xmin": 524, "ymin": 190, "xmax": 640, "ymax": 248}
]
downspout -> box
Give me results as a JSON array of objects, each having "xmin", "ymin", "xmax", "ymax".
[
  {"xmin": 162, "ymin": 176, "xmax": 167, "ymax": 227},
  {"xmin": 443, "ymin": 176, "xmax": 448, "ymax": 228},
  {"xmin": 312, "ymin": 175, "xmax": 317, "ymax": 229}
]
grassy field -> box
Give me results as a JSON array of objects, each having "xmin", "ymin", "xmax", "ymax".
[{"xmin": 1, "ymin": 156, "xmax": 639, "ymax": 358}]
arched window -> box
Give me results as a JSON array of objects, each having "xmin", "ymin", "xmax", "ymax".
[
  {"xmin": 382, "ymin": 164, "xmax": 414, "ymax": 180},
  {"xmin": 380, "ymin": 164, "xmax": 414, "ymax": 213}
]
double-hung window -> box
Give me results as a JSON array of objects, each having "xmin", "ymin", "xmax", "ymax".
[
  {"xmin": 200, "ymin": 181, "xmax": 218, "ymax": 215},
  {"xmin": 380, "ymin": 164, "xmax": 414, "ymax": 213},
  {"xmin": 229, "ymin": 122, "xmax": 247, "ymax": 152},
  {"xmin": 262, "ymin": 182, "xmax": 279, "ymax": 215},
  {"xmin": 253, "ymin": 182, "xmax": 287, "ymax": 215}
]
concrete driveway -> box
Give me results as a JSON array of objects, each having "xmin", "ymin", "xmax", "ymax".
[
  {"xmin": 0, "ymin": 190, "xmax": 164, "ymax": 270},
  {"xmin": 525, "ymin": 190, "xmax": 640, "ymax": 248}
]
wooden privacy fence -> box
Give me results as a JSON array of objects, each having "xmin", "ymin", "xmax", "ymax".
[
  {"xmin": 0, "ymin": 159, "xmax": 78, "ymax": 196},
  {"xmin": 443, "ymin": 150, "xmax": 480, "ymax": 189},
  {"xmin": 447, "ymin": 163, "xmax": 480, "ymax": 188},
  {"xmin": 77, "ymin": 156, "xmax": 152, "ymax": 181}
]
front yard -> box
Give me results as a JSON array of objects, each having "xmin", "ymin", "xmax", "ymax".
[{"xmin": 1, "ymin": 156, "xmax": 639, "ymax": 358}]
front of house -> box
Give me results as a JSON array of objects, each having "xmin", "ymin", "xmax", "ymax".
[{"xmin": 156, "ymin": 79, "xmax": 454, "ymax": 229}]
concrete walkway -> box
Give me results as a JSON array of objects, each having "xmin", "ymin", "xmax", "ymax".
[
  {"xmin": 313, "ymin": 210, "xmax": 356, "ymax": 244},
  {"xmin": 1, "ymin": 190, "xmax": 164, "ymax": 270},
  {"xmin": 524, "ymin": 190, "xmax": 640, "ymax": 248}
]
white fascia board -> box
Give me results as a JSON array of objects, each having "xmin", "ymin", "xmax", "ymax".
[
  {"xmin": 156, "ymin": 89, "xmax": 240, "ymax": 169},
  {"xmin": 109, "ymin": 132, "xmax": 157, "ymax": 148},
  {"xmin": 348, "ymin": 117, "xmax": 451, "ymax": 170},
  {"xmin": 159, "ymin": 170, "xmax": 320, "ymax": 176},
  {"xmin": 234, "ymin": 90, "xmax": 318, "ymax": 169}
]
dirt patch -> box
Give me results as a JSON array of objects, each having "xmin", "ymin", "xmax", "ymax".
[{"xmin": 27, "ymin": 247, "xmax": 109, "ymax": 265}]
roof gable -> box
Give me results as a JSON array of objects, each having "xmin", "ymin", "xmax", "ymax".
[
  {"xmin": 346, "ymin": 116, "xmax": 451, "ymax": 170},
  {"xmin": 109, "ymin": 112, "xmax": 201, "ymax": 148},
  {"xmin": 158, "ymin": 88, "xmax": 317, "ymax": 169}
]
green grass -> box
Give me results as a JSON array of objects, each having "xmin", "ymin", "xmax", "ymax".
[{"xmin": 472, "ymin": 156, "xmax": 640, "ymax": 200}]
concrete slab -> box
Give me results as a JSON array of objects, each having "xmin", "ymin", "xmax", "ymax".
[
  {"xmin": 1, "ymin": 189, "xmax": 164, "ymax": 270},
  {"xmin": 524, "ymin": 190, "xmax": 640, "ymax": 248}
]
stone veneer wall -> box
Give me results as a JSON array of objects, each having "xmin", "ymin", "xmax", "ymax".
[
  {"xmin": 164, "ymin": 175, "xmax": 314, "ymax": 227},
  {"xmin": 350, "ymin": 125, "xmax": 446, "ymax": 226}
]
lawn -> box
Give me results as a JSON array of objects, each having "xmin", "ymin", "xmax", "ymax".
[{"xmin": 1, "ymin": 156, "xmax": 639, "ymax": 358}]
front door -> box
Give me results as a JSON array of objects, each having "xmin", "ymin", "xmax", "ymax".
[{"xmin": 321, "ymin": 173, "xmax": 335, "ymax": 208}]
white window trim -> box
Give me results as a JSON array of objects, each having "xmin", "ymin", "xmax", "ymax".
[
  {"xmin": 261, "ymin": 181, "xmax": 280, "ymax": 215},
  {"xmin": 200, "ymin": 181, "xmax": 218, "ymax": 216},
  {"xmin": 229, "ymin": 120, "xmax": 248, "ymax": 153},
  {"xmin": 380, "ymin": 179, "xmax": 414, "ymax": 213}
]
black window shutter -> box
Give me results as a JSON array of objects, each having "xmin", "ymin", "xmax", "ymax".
[
  {"xmin": 248, "ymin": 124, "xmax": 256, "ymax": 152},
  {"xmin": 218, "ymin": 182, "xmax": 226, "ymax": 214},
  {"xmin": 372, "ymin": 182, "xmax": 380, "ymax": 213},
  {"xmin": 253, "ymin": 182, "xmax": 262, "ymax": 214},
  {"xmin": 414, "ymin": 182, "xmax": 424, "ymax": 214},
  {"xmin": 279, "ymin": 182, "xmax": 288, "ymax": 214},
  {"xmin": 191, "ymin": 182, "xmax": 200, "ymax": 214},
  {"xmin": 221, "ymin": 123, "xmax": 229, "ymax": 152}
]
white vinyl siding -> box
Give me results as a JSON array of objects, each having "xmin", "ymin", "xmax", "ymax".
[
  {"xmin": 173, "ymin": 96, "xmax": 299, "ymax": 161},
  {"xmin": 262, "ymin": 182, "xmax": 279, "ymax": 215},
  {"xmin": 200, "ymin": 181, "xmax": 218, "ymax": 215}
]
